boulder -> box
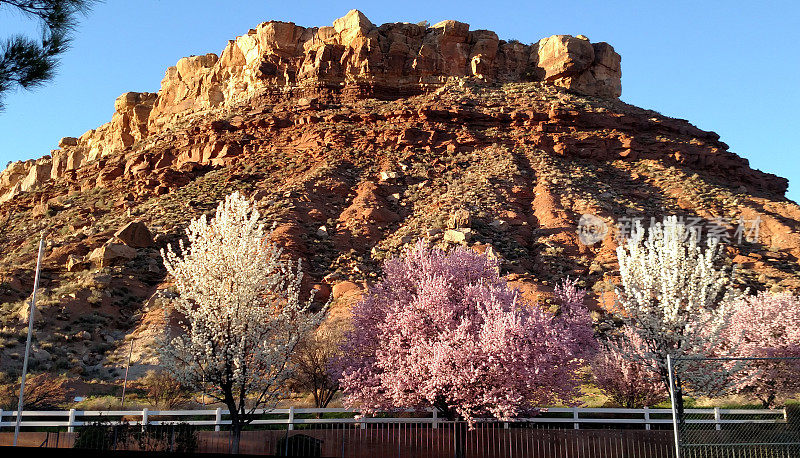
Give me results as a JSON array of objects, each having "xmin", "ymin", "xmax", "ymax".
[
  {"xmin": 490, "ymin": 219, "xmax": 509, "ymax": 231},
  {"xmin": 444, "ymin": 228, "xmax": 473, "ymax": 244},
  {"xmin": 89, "ymin": 243, "xmax": 137, "ymax": 268},
  {"xmin": 114, "ymin": 221, "xmax": 154, "ymax": 248},
  {"xmin": 536, "ymin": 35, "xmax": 595, "ymax": 80},
  {"xmin": 380, "ymin": 170, "xmax": 399, "ymax": 181},
  {"xmin": 448, "ymin": 208, "xmax": 472, "ymax": 229},
  {"xmin": 65, "ymin": 255, "xmax": 87, "ymax": 272},
  {"xmin": 535, "ymin": 35, "xmax": 622, "ymax": 98},
  {"xmin": 33, "ymin": 348, "xmax": 52, "ymax": 362},
  {"xmin": 332, "ymin": 281, "xmax": 362, "ymax": 300},
  {"xmin": 311, "ymin": 283, "xmax": 331, "ymax": 302},
  {"xmin": 58, "ymin": 137, "xmax": 78, "ymax": 148}
]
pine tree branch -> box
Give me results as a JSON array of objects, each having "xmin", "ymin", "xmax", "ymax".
[{"xmin": 0, "ymin": 0, "xmax": 98, "ymax": 110}]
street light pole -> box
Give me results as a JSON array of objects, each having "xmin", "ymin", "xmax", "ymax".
[{"xmin": 13, "ymin": 234, "xmax": 45, "ymax": 446}]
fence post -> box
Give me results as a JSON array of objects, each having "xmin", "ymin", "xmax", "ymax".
[
  {"xmin": 714, "ymin": 407, "xmax": 721, "ymax": 431},
  {"xmin": 644, "ymin": 407, "xmax": 651, "ymax": 431},
  {"xmin": 573, "ymin": 407, "xmax": 579, "ymax": 430},
  {"xmin": 141, "ymin": 408, "xmax": 149, "ymax": 432},
  {"xmin": 0, "ymin": 408, "xmax": 4, "ymax": 429},
  {"xmin": 215, "ymin": 408, "xmax": 222, "ymax": 432},
  {"xmin": 68, "ymin": 409, "xmax": 76, "ymax": 433},
  {"xmin": 432, "ymin": 409, "xmax": 438, "ymax": 429},
  {"xmin": 288, "ymin": 406, "xmax": 295, "ymax": 431}
]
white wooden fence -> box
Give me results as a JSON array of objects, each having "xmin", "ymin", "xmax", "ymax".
[{"xmin": 0, "ymin": 406, "xmax": 787, "ymax": 432}]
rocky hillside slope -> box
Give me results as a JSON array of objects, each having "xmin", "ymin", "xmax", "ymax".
[{"xmin": 0, "ymin": 11, "xmax": 798, "ymax": 381}]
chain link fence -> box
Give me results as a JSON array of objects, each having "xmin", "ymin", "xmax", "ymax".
[{"xmin": 669, "ymin": 356, "xmax": 800, "ymax": 458}]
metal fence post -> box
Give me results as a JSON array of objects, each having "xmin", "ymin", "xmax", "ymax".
[
  {"xmin": 215, "ymin": 408, "xmax": 222, "ymax": 432},
  {"xmin": 644, "ymin": 407, "xmax": 651, "ymax": 431},
  {"xmin": 573, "ymin": 407, "xmax": 580, "ymax": 430},
  {"xmin": 432, "ymin": 409, "xmax": 438, "ymax": 429},
  {"xmin": 67, "ymin": 409, "xmax": 76, "ymax": 433},
  {"xmin": 141, "ymin": 408, "xmax": 149, "ymax": 432},
  {"xmin": 288, "ymin": 406, "xmax": 295, "ymax": 431},
  {"xmin": 667, "ymin": 354, "xmax": 681, "ymax": 458},
  {"xmin": 714, "ymin": 407, "xmax": 721, "ymax": 431}
]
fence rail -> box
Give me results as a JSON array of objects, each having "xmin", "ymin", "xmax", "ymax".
[{"xmin": 0, "ymin": 406, "xmax": 786, "ymax": 431}]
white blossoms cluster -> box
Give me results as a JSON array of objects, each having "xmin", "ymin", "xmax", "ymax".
[
  {"xmin": 613, "ymin": 216, "xmax": 740, "ymax": 394},
  {"xmin": 159, "ymin": 192, "xmax": 325, "ymax": 422}
]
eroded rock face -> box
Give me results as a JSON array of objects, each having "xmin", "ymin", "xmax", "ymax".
[
  {"xmin": 0, "ymin": 10, "xmax": 623, "ymax": 203},
  {"xmin": 535, "ymin": 36, "xmax": 621, "ymax": 98},
  {"xmin": 148, "ymin": 10, "xmax": 622, "ymax": 130},
  {"xmin": 1, "ymin": 91, "xmax": 157, "ymax": 202},
  {"xmin": 81, "ymin": 91, "xmax": 158, "ymax": 162},
  {"xmin": 0, "ymin": 9, "xmax": 786, "ymax": 209}
]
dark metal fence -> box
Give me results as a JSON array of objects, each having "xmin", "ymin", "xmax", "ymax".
[
  {"xmin": 26, "ymin": 421, "xmax": 675, "ymax": 457},
  {"xmin": 0, "ymin": 403, "xmax": 791, "ymax": 456}
]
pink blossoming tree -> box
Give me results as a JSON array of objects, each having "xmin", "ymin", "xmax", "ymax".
[
  {"xmin": 726, "ymin": 292, "xmax": 800, "ymax": 407},
  {"xmin": 591, "ymin": 329, "xmax": 665, "ymax": 408},
  {"xmin": 337, "ymin": 241, "xmax": 596, "ymax": 426}
]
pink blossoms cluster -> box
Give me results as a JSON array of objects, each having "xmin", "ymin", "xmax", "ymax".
[
  {"xmin": 726, "ymin": 292, "xmax": 800, "ymax": 407},
  {"xmin": 337, "ymin": 241, "xmax": 595, "ymax": 424}
]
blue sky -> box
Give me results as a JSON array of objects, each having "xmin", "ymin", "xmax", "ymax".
[{"xmin": 1, "ymin": 1, "xmax": 798, "ymax": 201}]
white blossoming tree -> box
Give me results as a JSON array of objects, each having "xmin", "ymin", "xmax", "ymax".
[
  {"xmin": 158, "ymin": 192, "xmax": 326, "ymax": 453},
  {"xmin": 611, "ymin": 216, "xmax": 741, "ymax": 403}
]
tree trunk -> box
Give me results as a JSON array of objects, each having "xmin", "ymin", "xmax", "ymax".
[
  {"xmin": 227, "ymin": 404, "xmax": 242, "ymax": 454},
  {"xmin": 229, "ymin": 422, "xmax": 242, "ymax": 454},
  {"xmin": 453, "ymin": 421, "xmax": 467, "ymax": 458},
  {"xmin": 434, "ymin": 400, "xmax": 467, "ymax": 458}
]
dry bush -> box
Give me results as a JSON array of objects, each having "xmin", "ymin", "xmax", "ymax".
[
  {"xmin": 0, "ymin": 380, "xmax": 14, "ymax": 409},
  {"xmin": 139, "ymin": 370, "xmax": 190, "ymax": 409},
  {"xmin": 289, "ymin": 321, "xmax": 345, "ymax": 408},
  {"xmin": 0, "ymin": 372, "xmax": 69, "ymax": 409}
]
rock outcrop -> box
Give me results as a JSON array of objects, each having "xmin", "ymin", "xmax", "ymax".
[
  {"xmin": 1, "ymin": 91, "xmax": 157, "ymax": 202},
  {"xmin": 148, "ymin": 11, "xmax": 622, "ymax": 130},
  {"xmin": 0, "ymin": 10, "xmax": 625, "ymax": 203},
  {"xmin": 0, "ymin": 10, "xmax": 789, "ymax": 206}
]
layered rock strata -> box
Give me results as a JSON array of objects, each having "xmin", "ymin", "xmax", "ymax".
[{"xmin": 1, "ymin": 10, "xmax": 625, "ymax": 202}]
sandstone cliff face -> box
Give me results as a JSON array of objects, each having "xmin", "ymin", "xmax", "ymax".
[
  {"xmin": 148, "ymin": 11, "xmax": 622, "ymax": 131},
  {"xmin": 0, "ymin": 10, "xmax": 789, "ymax": 207},
  {"xmin": 0, "ymin": 10, "xmax": 625, "ymax": 202},
  {"xmin": 0, "ymin": 91, "xmax": 157, "ymax": 203}
]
